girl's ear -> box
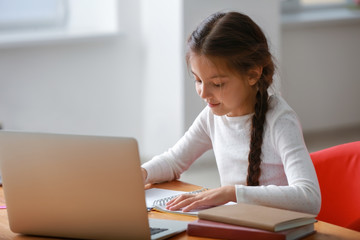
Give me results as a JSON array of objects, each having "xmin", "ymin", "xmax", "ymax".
[{"xmin": 248, "ymin": 66, "xmax": 263, "ymax": 86}]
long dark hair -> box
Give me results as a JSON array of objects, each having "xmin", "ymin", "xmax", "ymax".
[{"xmin": 186, "ymin": 11, "xmax": 275, "ymax": 186}]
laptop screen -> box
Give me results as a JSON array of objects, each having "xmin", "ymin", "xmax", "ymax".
[{"xmin": 0, "ymin": 131, "xmax": 150, "ymax": 239}]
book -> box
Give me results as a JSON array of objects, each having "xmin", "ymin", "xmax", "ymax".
[
  {"xmin": 187, "ymin": 219, "xmax": 316, "ymax": 240},
  {"xmin": 198, "ymin": 202, "xmax": 317, "ymax": 232},
  {"xmin": 145, "ymin": 188, "xmax": 208, "ymax": 216}
]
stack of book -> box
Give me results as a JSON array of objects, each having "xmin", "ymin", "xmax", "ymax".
[{"xmin": 187, "ymin": 202, "xmax": 317, "ymax": 240}]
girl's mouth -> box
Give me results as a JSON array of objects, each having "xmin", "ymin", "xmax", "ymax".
[{"xmin": 208, "ymin": 102, "xmax": 220, "ymax": 108}]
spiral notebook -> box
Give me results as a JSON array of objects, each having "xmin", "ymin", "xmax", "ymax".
[{"xmin": 145, "ymin": 188, "xmax": 208, "ymax": 216}]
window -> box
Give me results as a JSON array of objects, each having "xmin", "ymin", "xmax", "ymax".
[
  {"xmin": 0, "ymin": 0, "xmax": 67, "ymax": 30},
  {"xmin": 282, "ymin": 0, "xmax": 355, "ymax": 12},
  {"xmin": 282, "ymin": 0, "xmax": 360, "ymax": 29},
  {"xmin": 302, "ymin": 0, "xmax": 349, "ymax": 6},
  {"xmin": 0, "ymin": 0, "xmax": 119, "ymax": 48}
]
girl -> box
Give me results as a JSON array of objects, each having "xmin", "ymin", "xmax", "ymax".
[{"xmin": 141, "ymin": 11, "xmax": 321, "ymax": 215}]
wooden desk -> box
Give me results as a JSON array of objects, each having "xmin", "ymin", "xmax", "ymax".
[{"xmin": 1, "ymin": 181, "xmax": 360, "ymax": 240}]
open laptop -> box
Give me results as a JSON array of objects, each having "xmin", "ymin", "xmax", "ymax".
[{"xmin": 0, "ymin": 131, "xmax": 188, "ymax": 240}]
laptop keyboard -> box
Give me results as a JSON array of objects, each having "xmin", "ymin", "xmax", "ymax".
[{"xmin": 150, "ymin": 227, "xmax": 168, "ymax": 235}]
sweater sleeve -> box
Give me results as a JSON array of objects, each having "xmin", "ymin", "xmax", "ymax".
[
  {"xmin": 142, "ymin": 107, "xmax": 213, "ymax": 184},
  {"xmin": 235, "ymin": 109, "xmax": 321, "ymax": 214}
]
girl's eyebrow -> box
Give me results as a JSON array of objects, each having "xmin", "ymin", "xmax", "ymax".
[{"xmin": 191, "ymin": 71, "xmax": 228, "ymax": 80}]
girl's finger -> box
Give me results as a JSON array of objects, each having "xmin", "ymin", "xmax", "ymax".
[
  {"xmin": 166, "ymin": 194, "xmax": 194, "ymax": 207},
  {"xmin": 166, "ymin": 195, "xmax": 197, "ymax": 211}
]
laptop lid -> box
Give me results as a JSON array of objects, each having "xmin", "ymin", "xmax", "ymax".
[{"xmin": 0, "ymin": 131, "xmax": 150, "ymax": 240}]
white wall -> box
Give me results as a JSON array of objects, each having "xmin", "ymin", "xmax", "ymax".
[
  {"xmin": 140, "ymin": 0, "xmax": 184, "ymax": 157},
  {"xmin": 281, "ymin": 20, "xmax": 360, "ymax": 132},
  {"xmin": 0, "ymin": 0, "xmax": 146, "ymax": 149}
]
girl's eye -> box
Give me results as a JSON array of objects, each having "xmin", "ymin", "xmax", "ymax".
[
  {"xmin": 194, "ymin": 79, "xmax": 202, "ymax": 84},
  {"xmin": 214, "ymin": 82, "xmax": 223, "ymax": 87}
]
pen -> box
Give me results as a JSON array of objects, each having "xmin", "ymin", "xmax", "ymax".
[{"xmin": 0, "ymin": 205, "xmax": 6, "ymax": 209}]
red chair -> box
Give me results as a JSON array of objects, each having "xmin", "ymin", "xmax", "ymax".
[{"xmin": 310, "ymin": 141, "xmax": 360, "ymax": 231}]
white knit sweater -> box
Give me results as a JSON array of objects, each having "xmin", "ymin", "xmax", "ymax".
[{"xmin": 142, "ymin": 95, "xmax": 321, "ymax": 214}]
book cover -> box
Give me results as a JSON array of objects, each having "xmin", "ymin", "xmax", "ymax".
[
  {"xmin": 187, "ymin": 219, "xmax": 315, "ymax": 240},
  {"xmin": 198, "ymin": 202, "xmax": 317, "ymax": 232}
]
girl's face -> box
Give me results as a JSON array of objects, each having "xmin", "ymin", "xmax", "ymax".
[{"xmin": 190, "ymin": 54, "xmax": 258, "ymax": 117}]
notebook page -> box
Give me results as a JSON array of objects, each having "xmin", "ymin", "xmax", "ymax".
[{"xmin": 145, "ymin": 188, "xmax": 185, "ymax": 208}]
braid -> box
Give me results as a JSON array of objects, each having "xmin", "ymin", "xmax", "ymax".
[{"xmin": 247, "ymin": 80, "xmax": 269, "ymax": 186}]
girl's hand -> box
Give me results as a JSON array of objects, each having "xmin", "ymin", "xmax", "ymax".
[{"xmin": 165, "ymin": 185, "xmax": 236, "ymax": 212}]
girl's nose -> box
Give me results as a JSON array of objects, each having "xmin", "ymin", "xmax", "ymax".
[{"xmin": 198, "ymin": 84, "xmax": 210, "ymax": 99}]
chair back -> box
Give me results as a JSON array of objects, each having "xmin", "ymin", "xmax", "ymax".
[{"xmin": 310, "ymin": 141, "xmax": 360, "ymax": 231}]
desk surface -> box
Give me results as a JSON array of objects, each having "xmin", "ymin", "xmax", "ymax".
[{"xmin": 1, "ymin": 181, "xmax": 360, "ymax": 240}]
